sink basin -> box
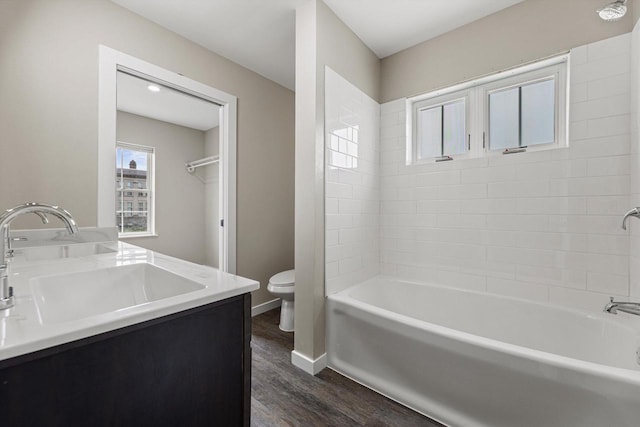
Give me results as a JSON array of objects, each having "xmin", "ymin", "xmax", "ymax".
[
  {"xmin": 18, "ymin": 243, "xmax": 117, "ymax": 262},
  {"xmin": 31, "ymin": 263, "xmax": 205, "ymax": 324}
]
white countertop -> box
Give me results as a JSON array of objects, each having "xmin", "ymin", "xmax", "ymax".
[{"xmin": 0, "ymin": 241, "xmax": 259, "ymax": 362}]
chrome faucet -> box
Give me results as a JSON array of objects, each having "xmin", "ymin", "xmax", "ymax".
[
  {"xmin": 604, "ymin": 297, "xmax": 640, "ymax": 316},
  {"xmin": 0, "ymin": 203, "xmax": 79, "ymax": 310},
  {"xmin": 622, "ymin": 207, "xmax": 640, "ymax": 230},
  {"xmin": 4, "ymin": 211, "xmax": 49, "ymax": 258}
]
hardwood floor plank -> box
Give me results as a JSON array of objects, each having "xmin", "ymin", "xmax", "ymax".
[{"xmin": 251, "ymin": 309, "xmax": 444, "ymax": 427}]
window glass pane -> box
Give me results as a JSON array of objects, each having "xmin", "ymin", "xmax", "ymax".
[
  {"xmin": 489, "ymin": 87, "xmax": 519, "ymax": 150},
  {"xmin": 116, "ymin": 144, "xmax": 152, "ymax": 235},
  {"xmin": 417, "ymin": 106, "xmax": 442, "ymax": 159},
  {"xmin": 522, "ymin": 79, "xmax": 555, "ymax": 146},
  {"xmin": 443, "ymin": 100, "xmax": 466, "ymax": 156}
]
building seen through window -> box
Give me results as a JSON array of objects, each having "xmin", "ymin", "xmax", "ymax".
[{"xmin": 116, "ymin": 142, "xmax": 154, "ymax": 235}]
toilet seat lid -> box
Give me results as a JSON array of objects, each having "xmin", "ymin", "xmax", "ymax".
[{"xmin": 269, "ymin": 270, "xmax": 295, "ymax": 286}]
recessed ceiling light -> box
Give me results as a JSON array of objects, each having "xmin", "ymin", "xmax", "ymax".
[{"xmin": 147, "ymin": 84, "xmax": 160, "ymax": 92}]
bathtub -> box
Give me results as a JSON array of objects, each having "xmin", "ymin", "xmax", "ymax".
[{"xmin": 326, "ymin": 276, "xmax": 640, "ymax": 427}]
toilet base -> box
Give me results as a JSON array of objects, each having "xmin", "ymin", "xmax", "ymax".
[{"xmin": 279, "ymin": 299, "xmax": 294, "ymax": 332}]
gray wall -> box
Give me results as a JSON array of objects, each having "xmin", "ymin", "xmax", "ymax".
[
  {"xmin": 295, "ymin": 0, "xmax": 380, "ymax": 362},
  {"xmin": 380, "ymin": 0, "xmax": 636, "ymax": 102},
  {"xmin": 116, "ymin": 111, "xmax": 207, "ymax": 265},
  {"xmin": 0, "ymin": 0, "xmax": 294, "ymax": 307}
]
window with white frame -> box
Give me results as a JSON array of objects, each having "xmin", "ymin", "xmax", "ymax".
[
  {"xmin": 412, "ymin": 91, "xmax": 469, "ymax": 161},
  {"xmin": 116, "ymin": 141, "xmax": 155, "ymax": 237},
  {"xmin": 409, "ymin": 56, "xmax": 567, "ymax": 162}
]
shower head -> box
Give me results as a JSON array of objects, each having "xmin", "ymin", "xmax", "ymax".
[{"xmin": 597, "ymin": 0, "xmax": 627, "ymax": 21}]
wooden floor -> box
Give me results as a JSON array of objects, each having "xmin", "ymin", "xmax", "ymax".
[{"xmin": 251, "ymin": 309, "xmax": 443, "ymax": 427}]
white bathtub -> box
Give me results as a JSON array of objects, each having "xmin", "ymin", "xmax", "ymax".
[{"xmin": 326, "ymin": 276, "xmax": 640, "ymax": 427}]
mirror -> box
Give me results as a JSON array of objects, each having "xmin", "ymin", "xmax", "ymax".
[
  {"xmin": 115, "ymin": 71, "xmax": 222, "ymax": 267},
  {"xmin": 98, "ymin": 46, "xmax": 237, "ymax": 272}
]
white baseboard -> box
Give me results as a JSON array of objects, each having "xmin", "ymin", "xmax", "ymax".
[
  {"xmin": 251, "ymin": 298, "xmax": 281, "ymax": 317},
  {"xmin": 291, "ymin": 350, "xmax": 327, "ymax": 375}
]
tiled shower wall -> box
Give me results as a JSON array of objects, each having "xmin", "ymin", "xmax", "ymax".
[
  {"xmin": 630, "ymin": 22, "xmax": 640, "ymax": 299},
  {"xmin": 325, "ymin": 67, "xmax": 380, "ymax": 295},
  {"xmin": 379, "ymin": 33, "xmax": 633, "ymax": 312}
]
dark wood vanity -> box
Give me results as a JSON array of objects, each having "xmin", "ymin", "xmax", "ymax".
[{"xmin": 0, "ymin": 294, "xmax": 251, "ymax": 426}]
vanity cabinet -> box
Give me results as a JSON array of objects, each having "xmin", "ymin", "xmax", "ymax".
[{"xmin": 0, "ymin": 294, "xmax": 251, "ymax": 426}]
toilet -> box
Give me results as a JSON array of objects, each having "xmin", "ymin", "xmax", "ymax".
[{"xmin": 267, "ymin": 270, "xmax": 295, "ymax": 332}]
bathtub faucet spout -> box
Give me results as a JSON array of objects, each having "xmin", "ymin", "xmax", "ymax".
[
  {"xmin": 622, "ymin": 207, "xmax": 640, "ymax": 230},
  {"xmin": 604, "ymin": 297, "xmax": 640, "ymax": 316}
]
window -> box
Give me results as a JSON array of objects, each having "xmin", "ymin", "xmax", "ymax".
[
  {"xmin": 412, "ymin": 92, "xmax": 469, "ymax": 161},
  {"xmin": 408, "ymin": 55, "xmax": 567, "ymax": 163},
  {"xmin": 116, "ymin": 141, "xmax": 155, "ymax": 237}
]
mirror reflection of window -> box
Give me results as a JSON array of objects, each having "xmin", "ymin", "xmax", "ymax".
[{"xmin": 116, "ymin": 142, "xmax": 154, "ymax": 235}]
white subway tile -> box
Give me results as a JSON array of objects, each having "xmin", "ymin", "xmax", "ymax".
[
  {"xmin": 549, "ymin": 175, "xmax": 629, "ymax": 197},
  {"xmin": 339, "ymin": 199, "xmax": 361, "ymax": 214},
  {"xmin": 587, "ymin": 234, "xmax": 629, "ymax": 255},
  {"xmin": 380, "ymin": 123, "xmax": 404, "ymax": 139},
  {"xmin": 437, "ymin": 183, "xmax": 487, "ymax": 199},
  {"xmin": 516, "ymin": 231, "xmax": 587, "ymax": 252},
  {"xmin": 585, "ymin": 114, "xmax": 630, "ymax": 139},
  {"xmin": 586, "ymin": 271, "xmax": 628, "ymax": 295},
  {"xmin": 516, "ymin": 197, "xmax": 586, "ymax": 215},
  {"xmin": 483, "ymin": 230, "xmax": 519, "ymax": 247},
  {"xmin": 568, "ymin": 134, "xmax": 629, "ymax": 158},
  {"xmin": 339, "ymin": 256, "xmax": 363, "ymax": 275},
  {"xmin": 466, "ymin": 198, "xmax": 518, "ymax": 215},
  {"xmin": 587, "ymin": 73, "xmax": 630, "ymax": 100},
  {"xmin": 415, "ymin": 214, "xmax": 438, "ymax": 227},
  {"xmin": 381, "ymin": 200, "xmax": 416, "ymax": 214},
  {"xmin": 570, "ymin": 121, "xmax": 588, "ymax": 140},
  {"xmin": 381, "ymin": 99, "xmax": 405, "ymax": 115},
  {"xmin": 571, "ymin": 82, "xmax": 588, "ymax": 104},
  {"xmin": 395, "ymin": 264, "xmax": 439, "ymax": 283},
  {"xmin": 571, "ymin": 53, "xmax": 630, "ymax": 84},
  {"xmin": 326, "ymin": 182, "xmax": 353, "ymax": 199},
  {"xmin": 488, "ymin": 150, "xmax": 552, "ymax": 167},
  {"xmin": 587, "ymin": 195, "xmax": 632, "ymax": 215},
  {"xmin": 436, "ymin": 214, "xmax": 486, "ymax": 229},
  {"xmin": 586, "ymin": 253, "xmax": 628, "ymax": 276},
  {"xmin": 586, "ymin": 155, "xmax": 629, "ymax": 176},
  {"xmin": 417, "ymin": 200, "xmax": 461, "ymax": 214},
  {"xmin": 488, "ymin": 180, "xmax": 549, "ymax": 198},
  {"xmin": 570, "ymin": 46, "xmax": 587, "ymax": 66},
  {"xmin": 486, "ymin": 214, "xmax": 549, "ymax": 232},
  {"xmin": 436, "ymin": 242, "xmax": 486, "ymax": 262},
  {"xmin": 547, "ymin": 269, "xmax": 587, "ymax": 290},
  {"xmin": 326, "ymin": 198, "xmax": 339, "ymax": 214},
  {"xmin": 570, "ymin": 94, "xmax": 629, "ymax": 122},
  {"xmin": 630, "ymin": 257, "xmax": 640, "ymax": 297},
  {"xmin": 325, "ymin": 214, "xmax": 353, "ymax": 230},
  {"xmin": 487, "ymin": 276, "xmax": 549, "ymax": 302},
  {"xmin": 326, "ymin": 229, "xmax": 339, "ymax": 246},
  {"xmin": 587, "ymin": 33, "xmax": 631, "ymax": 61},
  {"xmin": 549, "ymin": 286, "xmax": 624, "ymax": 312},
  {"xmin": 436, "ymin": 270, "xmax": 487, "ymax": 292},
  {"xmin": 548, "ymin": 215, "xmax": 627, "ymax": 235},
  {"xmin": 413, "ymin": 170, "xmax": 461, "ymax": 186},
  {"xmin": 326, "ymin": 261, "xmax": 339, "ymax": 279}
]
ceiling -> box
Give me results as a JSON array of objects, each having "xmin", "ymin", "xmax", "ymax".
[
  {"xmin": 117, "ymin": 71, "xmax": 220, "ymax": 131},
  {"xmin": 111, "ymin": 0, "xmax": 525, "ymax": 91}
]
